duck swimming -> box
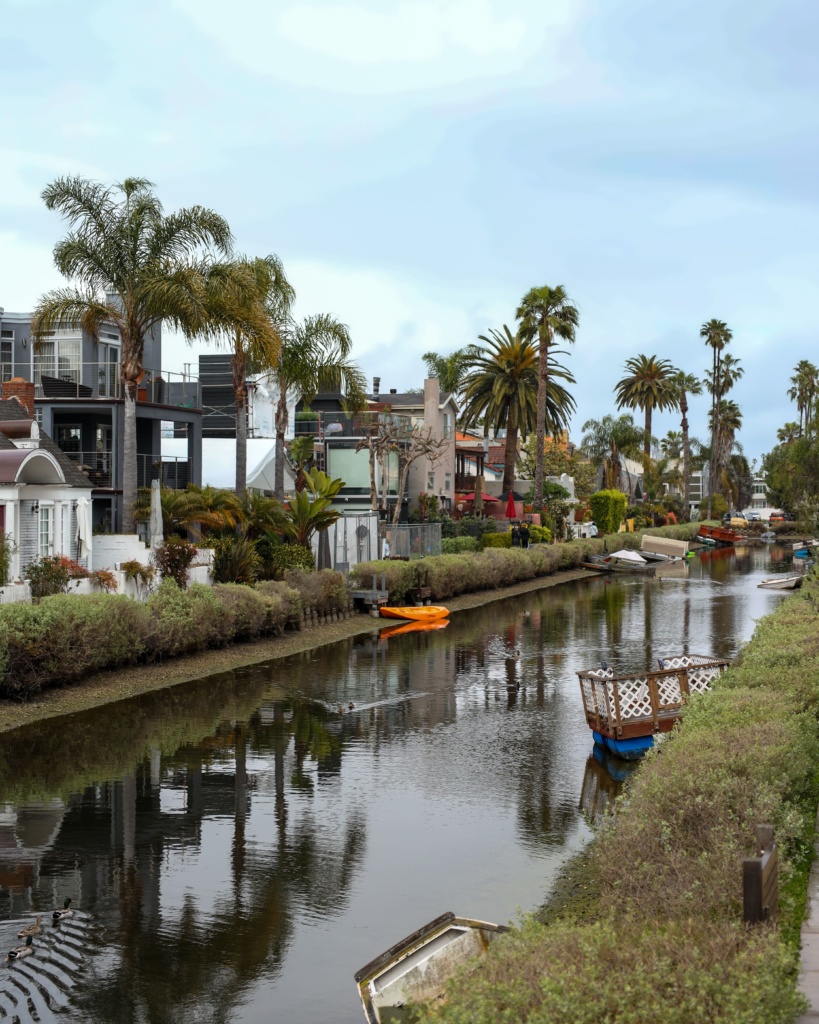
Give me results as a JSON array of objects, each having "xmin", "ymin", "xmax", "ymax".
[
  {"xmin": 17, "ymin": 915, "xmax": 42, "ymax": 938},
  {"xmin": 7, "ymin": 936, "xmax": 33, "ymax": 960},
  {"xmin": 52, "ymin": 898, "xmax": 73, "ymax": 922}
]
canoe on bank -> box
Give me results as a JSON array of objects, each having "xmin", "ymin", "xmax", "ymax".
[
  {"xmin": 355, "ymin": 912, "xmax": 509, "ymax": 1023},
  {"xmin": 758, "ymin": 575, "xmax": 803, "ymax": 590},
  {"xmin": 380, "ymin": 606, "xmax": 450, "ymax": 622}
]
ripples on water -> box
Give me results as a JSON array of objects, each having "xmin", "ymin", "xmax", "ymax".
[{"xmin": 0, "ymin": 545, "xmax": 794, "ymax": 1023}]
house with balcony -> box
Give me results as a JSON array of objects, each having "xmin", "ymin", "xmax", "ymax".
[{"xmin": 0, "ymin": 306, "xmax": 203, "ymax": 532}]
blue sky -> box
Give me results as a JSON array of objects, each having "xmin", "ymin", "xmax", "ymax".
[{"xmin": 2, "ymin": 0, "xmax": 817, "ymax": 465}]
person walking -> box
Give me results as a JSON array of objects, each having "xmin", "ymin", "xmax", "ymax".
[
  {"xmin": 519, "ymin": 522, "xmax": 530, "ymax": 549},
  {"xmin": 511, "ymin": 522, "xmax": 521, "ymax": 547}
]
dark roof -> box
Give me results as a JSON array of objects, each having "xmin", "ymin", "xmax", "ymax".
[
  {"xmin": 0, "ymin": 399, "xmax": 93, "ymax": 488},
  {"xmin": 371, "ymin": 390, "xmax": 455, "ymax": 407}
]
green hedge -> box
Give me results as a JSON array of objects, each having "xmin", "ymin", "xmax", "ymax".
[
  {"xmin": 442, "ymin": 536, "xmax": 480, "ymax": 554},
  {"xmin": 589, "ymin": 489, "xmax": 628, "ymax": 534},
  {"xmin": 414, "ymin": 568, "xmax": 819, "ymax": 1024},
  {"xmin": 481, "ymin": 532, "xmax": 512, "ymax": 549},
  {"xmin": 0, "ymin": 570, "xmax": 349, "ymax": 699}
]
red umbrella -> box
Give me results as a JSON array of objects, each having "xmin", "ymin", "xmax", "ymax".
[
  {"xmin": 505, "ymin": 492, "xmax": 516, "ymax": 518},
  {"xmin": 461, "ymin": 492, "xmax": 499, "ymax": 502}
]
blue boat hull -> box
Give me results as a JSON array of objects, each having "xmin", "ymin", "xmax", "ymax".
[{"xmin": 592, "ymin": 730, "xmax": 655, "ymax": 759}]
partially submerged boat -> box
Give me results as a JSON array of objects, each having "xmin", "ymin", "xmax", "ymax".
[
  {"xmin": 380, "ymin": 606, "xmax": 450, "ymax": 622},
  {"xmin": 577, "ymin": 654, "xmax": 730, "ymax": 758},
  {"xmin": 640, "ymin": 536, "xmax": 689, "ymax": 562},
  {"xmin": 355, "ymin": 912, "xmax": 509, "ymax": 1024},
  {"xmin": 583, "ymin": 551, "xmax": 656, "ymax": 575},
  {"xmin": 758, "ymin": 574, "xmax": 803, "ymax": 590},
  {"xmin": 698, "ymin": 524, "xmax": 745, "ymax": 547}
]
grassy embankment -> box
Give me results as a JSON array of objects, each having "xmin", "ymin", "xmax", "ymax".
[
  {"xmin": 411, "ymin": 572, "xmax": 819, "ymax": 1024},
  {"xmin": 0, "ymin": 525, "xmax": 697, "ymax": 702}
]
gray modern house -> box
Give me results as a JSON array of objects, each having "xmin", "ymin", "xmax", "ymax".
[{"xmin": 0, "ymin": 306, "xmax": 203, "ymax": 531}]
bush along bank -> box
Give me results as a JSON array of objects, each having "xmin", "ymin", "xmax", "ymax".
[
  {"xmin": 0, "ymin": 570, "xmax": 353, "ymax": 700},
  {"xmin": 412, "ymin": 575, "xmax": 819, "ymax": 1024},
  {"xmin": 350, "ymin": 524, "xmax": 700, "ymax": 603}
]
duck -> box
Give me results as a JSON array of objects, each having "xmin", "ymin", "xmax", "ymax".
[
  {"xmin": 52, "ymin": 897, "xmax": 73, "ymax": 922},
  {"xmin": 7, "ymin": 936, "xmax": 33, "ymax": 960},
  {"xmin": 347, "ymin": 702, "xmax": 355, "ymax": 710},
  {"xmin": 17, "ymin": 915, "xmax": 42, "ymax": 938}
]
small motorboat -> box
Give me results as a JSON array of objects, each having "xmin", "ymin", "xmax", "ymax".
[
  {"xmin": 380, "ymin": 620, "xmax": 450, "ymax": 638},
  {"xmin": 758, "ymin": 574, "xmax": 803, "ymax": 590},
  {"xmin": 355, "ymin": 912, "xmax": 509, "ymax": 1023},
  {"xmin": 380, "ymin": 606, "xmax": 450, "ymax": 622}
]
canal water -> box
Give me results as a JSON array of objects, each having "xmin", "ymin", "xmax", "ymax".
[{"xmin": 0, "ymin": 544, "xmax": 800, "ymax": 1023}]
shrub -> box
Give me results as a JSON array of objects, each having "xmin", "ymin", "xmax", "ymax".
[
  {"xmin": 442, "ymin": 536, "xmax": 480, "ymax": 554},
  {"xmin": 284, "ymin": 569, "xmax": 347, "ymax": 613},
  {"xmin": 26, "ymin": 556, "xmax": 75, "ymax": 601},
  {"xmin": 153, "ymin": 537, "xmax": 197, "ymax": 590},
  {"xmin": 0, "ymin": 534, "xmax": 15, "ymax": 586},
  {"xmin": 589, "ymin": 489, "xmax": 627, "ymax": 535},
  {"xmin": 213, "ymin": 583, "xmax": 269, "ymax": 639},
  {"xmin": 481, "ymin": 532, "xmax": 512, "ymax": 549},
  {"xmin": 528, "ymin": 524, "xmax": 551, "ymax": 544},
  {"xmin": 212, "ymin": 535, "xmax": 261, "ymax": 586},
  {"xmin": 120, "ymin": 559, "xmax": 156, "ymax": 587},
  {"xmin": 89, "ymin": 569, "xmax": 118, "ymax": 593},
  {"xmin": 256, "ymin": 580, "xmax": 303, "ymax": 632},
  {"xmin": 262, "ymin": 543, "xmax": 315, "ymax": 580}
]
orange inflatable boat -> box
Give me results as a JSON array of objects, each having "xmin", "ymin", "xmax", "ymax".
[{"xmin": 379, "ymin": 606, "xmax": 450, "ymax": 622}]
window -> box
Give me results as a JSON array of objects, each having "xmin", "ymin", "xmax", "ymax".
[
  {"xmin": 98, "ymin": 343, "xmax": 120, "ymax": 397},
  {"xmin": 0, "ymin": 340, "xmax": 11, "ymax": 383},
  {"xmin": 427, "ymin": 472, "xmax": 435, "ymax": 491},
  {"xmin": 443, "ymin": 412, "xmax": 453, "ymax": 440},
  {"xmin": 445, "ymin": 472, "xmax": 451, "ymax": 492},
  {"xmin": 39, "ymin": 505, "xmax": 54, "ymax": 557},
  {"xmin": 57, "ymin": 425, "xmax": 82, "ymax": 454},
  {"xmin": 34, "ymin": 335, "xmax": 81, "ymax": 393},
  {"xmin": 0, "ymin": 329, "xmax": 13, "ymax": 339}
]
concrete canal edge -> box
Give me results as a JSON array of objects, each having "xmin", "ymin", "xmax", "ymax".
[
  {"xmin": 0, "ymin": 566, "xmax": 598, "ymax": 735},
  {"xmin": 798, "ymin": 805, "xmax": 819, "ymax": 1022}
]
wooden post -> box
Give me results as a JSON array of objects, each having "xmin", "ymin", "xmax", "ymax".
[{"xmin": 743, "ymin": 824, "xmax": 778, "ymax": 925}]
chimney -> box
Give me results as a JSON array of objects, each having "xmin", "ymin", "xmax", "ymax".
[
  {"xmin": 2, "ymin": 378, "xmax": 35, "ymax": 417},
  {"xmin": 389, "ymin": 388, "xmax": 397, "ymax": 394},
  {"xmin": 373, "ymin": 376, "xmax": 380, "ymax": 397}
]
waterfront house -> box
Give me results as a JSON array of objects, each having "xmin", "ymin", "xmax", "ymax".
[{"xmin": 0, "ymin": 305, "xmax": 203, "ymax": 532}]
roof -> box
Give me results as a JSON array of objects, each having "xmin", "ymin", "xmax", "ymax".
[{"xmin": 0, "ymin": 399, "xmax": 93, "ymax": 488}]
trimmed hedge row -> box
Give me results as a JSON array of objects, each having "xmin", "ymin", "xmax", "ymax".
[
  {"xmin": 414, "ymin": 569, "xmax": 819, "ymax": 1024},
  {"xmin": 0, "ymin": 571, "xmax": 348, "ymax": 699},
  {"xmin": 351, "ymin": 525, "xmax": 700, "ymax": 603}
]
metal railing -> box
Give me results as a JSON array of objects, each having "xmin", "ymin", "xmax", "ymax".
[
  {"xmin": 63, "ymin": 450, "xmax": 114, "ymax": 488},
  {"xmin": 294, "ymin": 410, "xmax": 412, "ymax": 438},
  {"xmin": 380, "ymin": 523, "xmax": 442, "ymax": 559},
  {"xmin": 27, "ymin": 363, "xmax": 201, "ymax": 410},
  {"xmin": 137, "ymin": 454, "xmax": 190, "ymax": 490}
]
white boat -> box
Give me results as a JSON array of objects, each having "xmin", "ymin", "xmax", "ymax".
[
  {"xmin": 757, "ymin": 575, "xmax": 803, "ymax": 590},
  {"xmin": 355, "ymin": 912, "xmax": 509, "ymax": 1023}
]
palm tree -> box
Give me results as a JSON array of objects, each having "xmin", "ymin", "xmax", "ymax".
[
  {"xmin": 777, "ymin": 422, "xmax": 800, "ymax": 444},
  {"xmin": 460, "ymin": 326, "xmax": 575, "ymax": 494},
  {"xmin": 31, "ymin": 176, "xmax": 232, "ymax": 532},
  {"xmin": 708, "ymin": 399, "xmax": 743, "ymax": 502},
  {"xmin": 515, "ymin": 285, "xmax": 579, "ymax": 512},
  {"xmin": 787, "ymin": 360, "xmax": 819, "ymax": 437},
  {"xmin": 659, "ymin": 431, "xmax": 683, "ymax": 458},
  {"xmin": 201, "ymin": 256, "xmax": 292, "ymax": 495},
  {"xmin": 580, "ymin": 414, "xmax": 645, "ymax": 494},
  {"xmin": 700, "ymin": 319, "xmax": 733, "ymax": 517},
  {"xmin": 613, "ymin": 355, "xmax": 676, "ymax": 462},
  {"xmin": 669, "ymin": 371, "xmax": 703, "ymax": 512},
  {"xmin": 422, "ymin": 345, "xmax": 483, "ymax": 397},
  {"xmin": 271, "ymin": 315, "xmax": 368, "ymax": 500}
]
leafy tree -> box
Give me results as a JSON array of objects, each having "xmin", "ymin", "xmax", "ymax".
[
  {"xmin": 516, "ymin": 285, "xmax": 579, "ymax": 514},
  {"xmin": 460, "ymin": 326, "xmax": 575, "ymax": 494},
  {"xmin": 31, "ymin": 176, "xmax": 232, "ymax": 532},
  {"xmin": 422, "ymin": 345, "xmax": 483, "ymax": 396},
  {"xmin": 519, "ymin": 437, "xmax": 597, "ymax": 497},
  {"xmin": 283, "ymin": 469, "xmax": 343, "ymax": 545},
  {"xmin": 272, "ymin": 314, "xmax": 367, "ymax": 500},
  {"xmin": 580, "ymin": 414, "xmax": 645, "ymax": 496},
  {"xmin": 613, "ymin": 354, "xmax": 676, "ymax": 462}
]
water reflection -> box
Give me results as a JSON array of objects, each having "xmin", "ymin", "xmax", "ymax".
[{"xmin": 0, "ymin": 544, "xmax": 794, "ymax": 1024}]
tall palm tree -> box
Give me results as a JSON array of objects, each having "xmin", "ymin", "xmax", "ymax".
[
  {"xmin": 422, "ymin": 345, "xmax": 483, "ymax": 397},
  {"xmin": 708, "ymin": 399, "xmax": 743, "ymax": 502},
  {"xmin": 202, "ymin": 255, "xmax": 292, "ymax": 494},
  {"xmin": 580, "ymin": 414, "xmax": 644, "ymax": 494},
  {"xmin": 31, "ymin": 176, "xmax": 232, "ymax": 532},
  {"xmin": 272, "ymin": 314, "xmax": 367, "ymax": 500},
  {"xmin": 460, "ymin": 326, "xmax": 575, "ymax": 494},
  {"xmin": 700, "ymin": 319, "xmax": 733, "ymax": 517},
  {"xmin": 659, "ymin": 431, "xmax": 683, "ymax": 458},
  {"xmin": 613, "ymin": 355, "xmax": 676, "ymax": 462},
  {"xmin": 515, "ymin": 285, "xmax": 579, "ymax": 512},
  {"xmin": 669, "ymin": 370, "xmax": 703, "ymax": 512},
  {"xmin": 787, "ymin": 360, "xmax": 819, "ymax": 437},
  {"xmin": 777, "ymin": 422, "xmax": 801, "ymax": 444}
]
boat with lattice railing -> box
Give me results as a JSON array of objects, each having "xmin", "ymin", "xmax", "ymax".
[{"xmin": 577, "ymin": 654, "xmax": 731, "ymax": 759}]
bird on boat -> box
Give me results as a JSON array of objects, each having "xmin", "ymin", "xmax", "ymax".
[
  {"xmin": 52, "ymin": 898, "xmax": 73, "ymax": 921},
  {"xmin": 7, "ymin": 936, "xmax": 33, "ymax": 960},
  {"xmin": 17, "ymin": 915, "xmax": 42, "ymax": 938}
]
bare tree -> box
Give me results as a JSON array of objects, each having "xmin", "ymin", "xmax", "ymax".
[{"xmin": 356, "ymin": 420, "xmax": 448, "ymax": 522}]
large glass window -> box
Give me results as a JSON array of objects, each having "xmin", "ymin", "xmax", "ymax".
[
  {"xmin": 34, "ymin": 334, "xmax": 81, "ymax": 393},
  {"xmin": 97, "ymin": 343, "xmax": 120, "ymax": 397},
  {"xmin": 39, "ymin": 505, "xmax": 53, "ymax": 557}
]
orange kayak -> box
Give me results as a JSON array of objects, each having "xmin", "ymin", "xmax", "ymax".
[
  {"xmin": 380, "ymin": 606, "xmax": 450, "ymax": 622},
  {"xmin": 380, "ymin": 620, "xmax": 450, "ymax": 638}
]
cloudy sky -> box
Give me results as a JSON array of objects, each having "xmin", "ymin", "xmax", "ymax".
[{"xmin": 2, "ymin": 0, "xmax": 817, "ymax": 465}]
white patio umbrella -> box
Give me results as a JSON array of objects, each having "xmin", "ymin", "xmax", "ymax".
[
  {"xmin": 76, "ymin": 497, "xmax": 92, "ymax": 560},
  {"xmin": 149, "ymin": 479, "xmax": 164, "ymax": 550}
]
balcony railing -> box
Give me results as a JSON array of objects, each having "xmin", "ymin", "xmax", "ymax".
[
  {"xmin": 294, "ymin": 410, "xmax": 413, "ymax": 439},
  {"xmin": 27, "ymin": 363, "xmax": 201, "ymax": 410},
  {"xmin": 62, "ymin": 450, "xmax": 114, "ymax": 488},
  {"xmin": 137, "ymin": 454, "xmax": 190, "ymax": 490}
]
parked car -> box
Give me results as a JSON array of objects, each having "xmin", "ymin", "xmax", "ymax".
[
  {"xmin": 769, "ymin": 513, "xmax": 785, "ymax": 523},
  {"xmin": 722, "ymin": 512, "xmax": 749, "ymax": 529},
  {"xmin": 746, "ymin": 511, "xmax": 761, "ymax": 522}
]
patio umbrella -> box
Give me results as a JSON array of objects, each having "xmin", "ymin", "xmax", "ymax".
[
  {"xmin": 498, "ymin": 490, "xmax": 526, "ymax": 501},
  {"xmin": 460, "ymin": 492, "xmax": 500, "ymax": 502},
  {"xmin": 317, "ymin": 528, "xmax": 332, "ymax": 570},
  {"xmin": 76, "ymin": 497, "xmax": 92, "ymax": 560},
  {"xmin": 149, "ymin": 479, "xmax": 164, "ymax": 550},
  {"xmin": 505, "ymin": 492, "xmax": 516, "ymax": 519}
]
